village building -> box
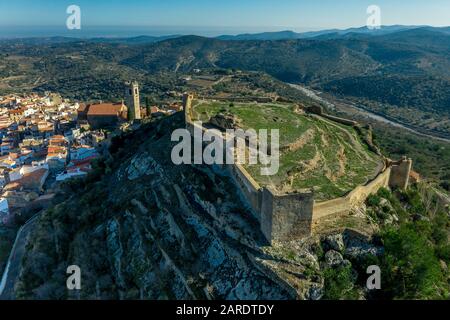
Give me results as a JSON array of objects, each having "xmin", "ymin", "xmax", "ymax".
[
  {"xmin": 8, "ymin": 109, "xmax": 24, "ymax": 121},
  {"xmin": 1, "ymin": 163, "xmax": 49, "ymax": 196},
  {"xmin": 85, "ymin": 102, "xmax": 128, "ymax": 129},
  {"xmin": 46, "ymin": 146, "xmax": 68, "ymax": 172}
]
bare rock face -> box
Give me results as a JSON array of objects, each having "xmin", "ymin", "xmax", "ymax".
[
  {"xmin": 206, "ymin": 239, "xmax": 227, "ymax": 268},
  {"xmin": 342, "ymin": 231, "xmax": 384, "ymax": 264},
  {"xmin": 322, "ymin": 234, "xmax": 345, "ymax": 252},
  {"xmin": 100, "ymin": 133, "xmax": 296, "ymax": 300},
  {"xmin": 324, "ymin": 250, "xmax": 345, "ymax": 267},
  {"xmin": 106, "ymin": 218, "xmax": 126, "ymax": 289},
  {"xmin": 126, "ymin": 152, "xmax": 164, "ymax": 181},
  {"xmin": 306, "ymin": 283, "xmax": 324, "ymax": 300}
]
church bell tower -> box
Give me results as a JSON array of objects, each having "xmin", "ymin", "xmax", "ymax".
[{"xmin": 125, "ymin": 81, "xmax": 141, "ymax": 121}]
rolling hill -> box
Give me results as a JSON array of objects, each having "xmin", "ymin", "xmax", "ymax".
[{"xmin": 1, "ymin": 26, "xmax": 450, "ymax": 133}]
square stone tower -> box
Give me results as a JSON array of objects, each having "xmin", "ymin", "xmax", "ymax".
[
  {"xmin": 125, "ymin": 81, "xmax": 141, "ymax": 121},
  {"xmin": 389, "ymin": 156, "xmax": 413, "ymax": 190}
]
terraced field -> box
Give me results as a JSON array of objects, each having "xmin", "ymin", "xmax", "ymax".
[{"xmin": 192, "ymin": 101, "xmax": 383, "ymax": 201}]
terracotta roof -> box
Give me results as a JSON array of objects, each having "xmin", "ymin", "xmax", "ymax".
[
  {"xmin": 47, "ymin": 146, "xmax": 66, "ymax": 153},
  {"xmin": 49, "ymin": 136, "xmax": 67, "ymax": 146},
  {"xmin": 4, "ymin": 182, "xmax": 20, "ymax": 191},
  {"xmin": 87, "ymin": 103, "xmax": 125, "ymax": 116},
  {"xmin": 77, "ymin": 103, "xmax": 88, "ymax": 113},
  {"xmin": 4, "ymin": 168, "xmax": 48, "ymax": 191}
]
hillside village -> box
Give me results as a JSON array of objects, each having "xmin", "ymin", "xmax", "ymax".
[
  {"xmin": 0, "ymin": 92, "xmax": 106, "ymax": 225},
  {"xmin": 0, "ymin": 80, "xmax": 192, "ymax": 227}
]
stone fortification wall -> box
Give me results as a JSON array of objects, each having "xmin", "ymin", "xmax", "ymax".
[
  {"xmin": 313, "ymin": 167, "xmax": 391, "ymax": 221},
  {"xmin": 261, "ymin": 188, "xmax": 314, "ymax": 242},
  {"xmin": 183, "ymin": 94, "xmax": 414, "ymax": 243},
  {"xmin": 321, "ymin": 114, "xmax": 358, "ymax": 126},
  {"xmin": 225, "ymin": 163, "xmax": 262, "ymax": 219},
  {"xmin": 389, "ymin": 157, "xmax": 412, "ymax": 190}
]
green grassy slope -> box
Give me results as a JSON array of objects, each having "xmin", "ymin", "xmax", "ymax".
[{"xmin": 193, "ymin": 101, "xmax": 382, "ymax": 200}]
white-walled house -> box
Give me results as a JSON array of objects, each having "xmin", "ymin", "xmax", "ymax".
[
  {"xmin": 20, "ymin": 162, "xmax": 49, "ymax": 175},
  {"xmin": 23, "ymin": 107, "xmax": 38, "ymax": 117},
  {"xmin": 56, "ymin": 167, "xmax": 88, "ymax": 181}
]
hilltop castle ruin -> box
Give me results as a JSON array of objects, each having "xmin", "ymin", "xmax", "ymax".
[{"xmin": 182, "ymin": 93, "xmax": 413, "ymax": 244}]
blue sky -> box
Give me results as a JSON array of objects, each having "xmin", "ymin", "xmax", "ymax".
[{"xmin": 0, "ymin": 0, "xmax": 449, "ymax": 36}]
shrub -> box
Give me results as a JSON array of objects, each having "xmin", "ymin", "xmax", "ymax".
[
  {"xmin": 366, "ymin": 194, "xmax": 381, "ymax": 207},
  {"xmin": 323, "ymin": 265, "xmax": 359, "ymax": 300}
]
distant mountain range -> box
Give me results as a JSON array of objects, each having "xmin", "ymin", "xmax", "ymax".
[
  {"xmin": 0, "ymin": 34, "xmax": 182, "ymax": 45},
  {"xmin": 216, "ymin": 25, "xmax": 424, "ymax": 40},
  {"xmin": 2, "ymin": 25, "xmax": 450, "ymax": 45}
]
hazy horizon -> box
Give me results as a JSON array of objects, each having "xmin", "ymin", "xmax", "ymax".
[
  {"xmin": 1, "ymin": 24, "xmax": 449, "ymax": 39},
  {"xmin": 1, "ymin": 0, "xmax": 450, "ymax": 38}
]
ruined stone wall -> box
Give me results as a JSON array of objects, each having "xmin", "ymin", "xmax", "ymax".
[
  {"xmin": 262, "ymin": 187, "xmax": 314, "ymax": 241},
  {"xmin": 312, "ymin": 197, "xmax": 351, "ymax": 221},
  {"xmin": 184, "ymin": 95, "xmax": 413, "ymax": 244},
  {"xmin": 260, "ymin": 188, "xmax": 274, "ymax": 242},
  {"xmin": 349, "ymin": 167, "xmax": 391, "ymax": 205},
  {"xmin": 313, "ymin": 167, "xmax": 391, "ymax": 221},
  {"xmin": 223, "ymin": 154, "xmax": 315, "ymax": 243},
  {"xmin": 307, "ymin": 106, "xmax": 358, "ymax": 126},
  {"xmin": 389, "ymin": 158, "xmax": 412, "ymax": 190},
  {"xmin": 321, "ymin": 114, "xmax": 358, "ymax": 126},
  {"xmin": 312, "ymin": 158, "xmax": 413, "ymax": 224},
  {"xmin": 184, "ymin": 95, "xmax": 270, "ymax": 239},
  {"xmin": 183, "ymin": 93, "xmax": 194, "ymax": 122},
  {"xmin": 225, "ymin": 163, "xmax": 262, "ymax": 219}
]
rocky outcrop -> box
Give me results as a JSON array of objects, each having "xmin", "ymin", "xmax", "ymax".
[
  {"xmin": 209, "ymin": 113, "xmax": 241, "ymax": 130},
  {"xmin": 126, "ymin": 152, "xmax": 164, "ymax": 181},
  {"xmin": 322, "ymin": 233, "xmax": 345, "ymax": 252},
  {"xmin": 324, "ymin": 250, "xmax": 346, "ymax": 267}
]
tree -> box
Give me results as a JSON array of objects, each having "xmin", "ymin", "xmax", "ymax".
[
  {"xmin": 323, "ymin": 265, "xmax": 358, "ymax": 300},
  {"xmin": 380, "ymin": 223, "xmax": 448, "ymax": 299}
]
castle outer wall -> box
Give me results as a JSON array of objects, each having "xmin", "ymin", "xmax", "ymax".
[
  {"xmin": 313, "ymin": 167, "xmax": 392, "ymax": 220},
  {"xmin": 183, "ymin": 94, "xmax": 413, "ymax": 244}
]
